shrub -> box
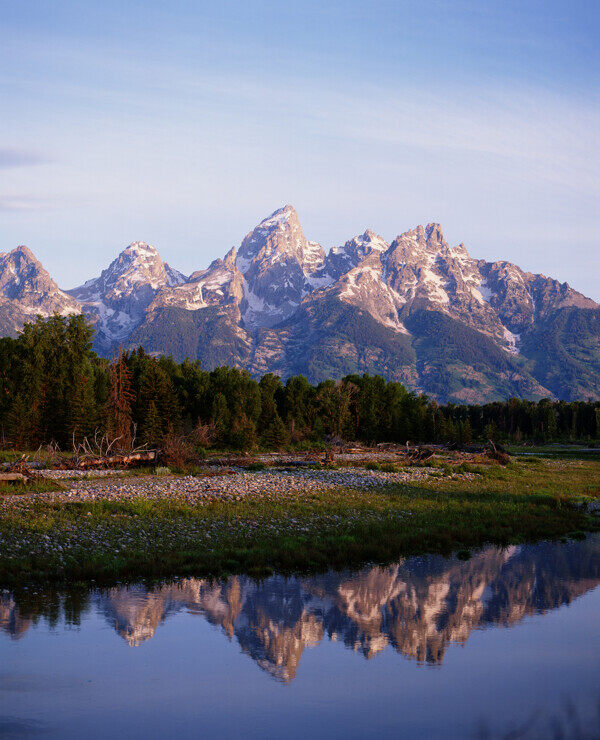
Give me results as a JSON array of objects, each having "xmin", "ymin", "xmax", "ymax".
[
  {"xmin": 191, "ymin": 422, "xmax": 215, "ymax": 449},
  {"xmin": 161, "ymin": 434, "xmax": 197, "ymax": 469},
  {"xmin": 246, "ymin": 462, "xmax": 266, "ymax": 471}
]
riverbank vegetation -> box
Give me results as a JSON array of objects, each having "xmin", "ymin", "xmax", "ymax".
[{"xmin": 1, "ymin": 456, "xmax": 598, "ymax": 586}]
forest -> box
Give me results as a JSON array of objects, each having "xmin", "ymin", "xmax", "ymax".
[{"xmin": 0, "ymin": 314, "xmax": 598, "ymax": 451}]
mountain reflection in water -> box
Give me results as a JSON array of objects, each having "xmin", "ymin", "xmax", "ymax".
[{"xmin": 2, "ymin": 536, "xmax": 600, "ymax": 683}]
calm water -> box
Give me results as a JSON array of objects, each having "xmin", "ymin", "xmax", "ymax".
[{"xmin": 2, "ymin": 536, "xmax": 600, "ymax": 739}]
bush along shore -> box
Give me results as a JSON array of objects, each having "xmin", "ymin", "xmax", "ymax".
[{"xmin": 1, "ymin": 453, "xmax": 599, "ymax": 587}]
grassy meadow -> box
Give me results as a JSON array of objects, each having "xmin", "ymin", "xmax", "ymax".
[{"xmin": 0, "ymin": 454, "xmax": 599, "ymax": 587}]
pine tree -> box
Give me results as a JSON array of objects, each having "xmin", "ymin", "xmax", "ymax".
[
  {"xmin": 68, "ymin": 368, "xmax": 96, "ymax": 445},
  {"xmin": 7, "ymin": 394, "xmax": 31, "ymax": 449},
  {"xmin": 229, "ymin": 413, "xmax": 257, "ymax": 450},
  {"xmin": 211, "ymin": 392, "xmax": 230, "ymax": 446},
  {"xmin": 462, "ymin": 418, "xmax": 473, "ymax": 445},
  {"xmin": 263, "ymin": 413, "xmax": 288, "ymax": 449},
  {"xmin": 142, "ymin": 402, "xmax": 163, "ymax": 447},
  {"xmin": 135, "ymin": 359, "xmax": 181, "ymax": 440},
  {"xmin": 484, "ymin": 421, "xmax": 497, "ymax": 443}
]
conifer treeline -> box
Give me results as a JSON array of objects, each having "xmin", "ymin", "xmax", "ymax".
[{"xmin": 0, "ymin": 315, "xmax": 598, "ymax": 450}]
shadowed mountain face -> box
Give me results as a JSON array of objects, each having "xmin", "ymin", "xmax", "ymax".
[
  {"xmin": 3, "ymin": 536, "xmax": 600, "ymax": 682},
  {"xmin": 2, "ymin": 207, "xmax": 599, "ymax": 401}
]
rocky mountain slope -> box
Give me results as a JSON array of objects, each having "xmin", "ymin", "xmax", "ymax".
[
  {"xmin": 69, "ymin": 241, "xmax": 186, "ymax": 354},
  {"xmin": 0, "ymin": 246, "xmax": 80, "ymax": 337},
  {"xmin": 2, "ymin": 207, "xmax": 598, "ymax": 402}
]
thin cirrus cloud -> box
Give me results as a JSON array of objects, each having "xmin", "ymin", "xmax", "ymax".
[
  {"xmin": 0, "ymin": 148, "xmax": 48, "ymax": 169},
  {"xmin": 0, "ymin": 0, "xmax": 597, "ymax": 300},
  {"xmin": 0, "ymin": 196, "xmax": 48, "ymax": 212}
]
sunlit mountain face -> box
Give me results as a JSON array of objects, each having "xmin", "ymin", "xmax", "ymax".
[
  {"xmin": 3, "ymin": 206, "xmax": 600, "ymax": 401},
  {"xmin": 3, "ymin": 536, "xmax": 600, "ymax": 682}
]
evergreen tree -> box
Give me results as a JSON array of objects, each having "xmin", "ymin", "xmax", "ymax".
[
  {"xmin": 7, "ymin": 394, "xmax": 32, "ymax": 449},
  {"xmin": 229, "ymin": 414, "xmax": 257, "ymax": 450},
  {"xmin": 211, "ymin": 392, "xmax": 230, "ymax": 446},
  {"xmin": 262, "ymin": 413, "xmax": 288, "ymax": 449},
  {"xmin": 142, "ymin": 401, "xmax": 163, "ymax": 447},
  {"xmin": 68, "ymin": 366, "xmax": 96, "ymax": 445},
  {"xmin": 484, "ymin": 421, "xmax": 497, "ymax": 443}
]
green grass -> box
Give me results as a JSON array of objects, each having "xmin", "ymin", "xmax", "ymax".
[
  {"xmin": 0, "ymin": 479, "xmax": 61, "ymax": 496},
  {"xmin": 0, "ymin": 449, "xmax": 74, "ymax": 464},
  {"xmin": 0, "ymin": 457, "xmax": 598, "ymax": 587}
]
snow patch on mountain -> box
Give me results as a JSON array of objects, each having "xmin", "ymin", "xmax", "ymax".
[
  {"xmin": 476, "ymin": 279, "xmax": 493, "ymax": 303},
  {"xmin": 419, "ymin": 256, "xmax": 450, "ymax": 305},
  {"xmin": 241, "ymin": 278, "xmax": 285, "ymax": 329},
  {"xmin": 165, "ymin": 265, "xmax": 187, "ymax": 286},
  {"xmin": 0, "ymin": 246, "xmax": 81, "ymax": 322},
  {"xmin": 502, "ymin": 327, "xmax": 521, "ymax": 354}
]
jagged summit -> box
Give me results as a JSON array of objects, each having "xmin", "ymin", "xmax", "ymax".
[
  {"xmin": 3, "ymin": 244, "xmax": 37, "ymax": 261},
  {"xmin": 234, "ymin": 205, "xmax": 328, "ymax": 329},
  {"xmin": 74, "ymin": 241, "xmax": 186, "ymax": 298},
  {"xmin": 69, "ymin": 241, "xmax": 187, "ymax": 351},
  {"xmin": 0, "ymin": 246, "xmax": 80, "ymax": 331},
  {"xmin": 256, "ymin": 204, "xmax": 298, "ymax": 230},
  {"xmin": 237, "ymin": 204, "xmax": 325, "ymax": 276},
  {"xmin": 2, "ymin": 208, "xmax": 598, "ymax": 402}
]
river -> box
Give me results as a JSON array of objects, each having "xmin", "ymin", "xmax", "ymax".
[{"xmin": 2, "ymin": 535, "xmax": 600, "ymax": 738}]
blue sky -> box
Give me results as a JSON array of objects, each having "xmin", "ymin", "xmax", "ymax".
[{"xmin": 1, "ymin": 0, "xmax": 599, "ymax": 297}]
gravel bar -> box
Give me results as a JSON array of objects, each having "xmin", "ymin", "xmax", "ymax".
[{"xmin": 0, "ymin": 467, "xmax": 477, "ymax": 506}]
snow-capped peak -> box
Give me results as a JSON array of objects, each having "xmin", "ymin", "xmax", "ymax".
[
  {"xmin": 74, "ymin": 241, "xmax": 182, "ymax": 300},
  {"xmin": 236, "ymin": 204, "xmax": 325, "ymax": 277},
  {"xmin": 124, "ymin": 241, "xmax": 159, "ymax": 256},
  {"xmin": 257, "ymin": 204, "xmax": 298, "ymax": 230},
  {"xmin": 68, "ymin": 241, "xmax": 188, "ymax": 350}
]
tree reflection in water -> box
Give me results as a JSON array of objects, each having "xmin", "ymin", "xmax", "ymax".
[{"xmin": 2, "ymin": 535, "xmax": 600, "ymax": 684}]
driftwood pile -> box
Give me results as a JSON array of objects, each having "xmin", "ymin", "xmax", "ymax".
[
  {"xmin": 68, "ymin": 432, "xmax": 159, "ymax": 470},
  {"xmin": 484, "ymin": 440, "xmax": 511, "ymax": 466},
  {"xmin": 68, "ymin": 449, "xmax": 159, "ymax": 470},
  {"xmin": 0, "ymin": 455, "xmax": 45, "ymax": 484},
  {"xmin": 406, "ymin": 446, "xmax": 436, "ymax": 462}
]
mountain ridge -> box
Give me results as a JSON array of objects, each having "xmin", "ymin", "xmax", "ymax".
[{"xmin": 1, "ymin": 206, "xmax": 598, "ymax": 402}]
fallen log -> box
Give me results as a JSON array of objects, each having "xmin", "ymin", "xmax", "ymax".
[
  {"xmin": 73, "ymin": 450, "xmax": 159, "ymax": 470},
  {"xmin": 0, "ymin": 472, "xmax": 28, "ymax": 483}
]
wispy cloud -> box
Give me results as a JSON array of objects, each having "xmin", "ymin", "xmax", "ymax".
[
  {"xmin": 0, "ymin": 148, "xmax": 47, "ymax": 169},
  {"xmin": 0, "ymin": 195, "xmax": 47, "ymax": 212}
]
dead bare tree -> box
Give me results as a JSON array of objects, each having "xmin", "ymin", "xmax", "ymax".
[
  {"xmin": 107, "ymin": 349, "xmax": 135, "ymax": 452},
  {"xmin": 70, "ymin": 427, "xmax": 157, "ymax": 470}
]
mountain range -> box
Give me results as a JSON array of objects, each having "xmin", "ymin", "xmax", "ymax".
[{"xmin": 1, "ymin": 205, "xmax": 599, "ymax": 403}]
